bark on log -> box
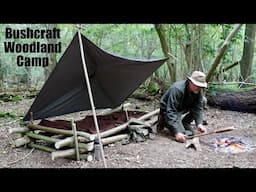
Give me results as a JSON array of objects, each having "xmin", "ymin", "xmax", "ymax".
[
  {"xmin": 54, "ymin": 136, "xmax": 88, "ymax": 149},
  {"xmin": 28, "ymin": 142, "xmax": 56, "ymax": 152},
  {"xmin": 207, "ymin": 90, "xmax": 256, "ymax": 113},
  {"xmin": 12, "ymin": 135, "xmax": 31, "ymax": 147},
  {"xmin": 101, "ymin": 134, "xmax": 129, "ymax": 145},
  {"xmin": 71, "ymin": 119, "xmax": 80, "ymax": 161},
  {"xmin": 8, "ymin": 127, "xmax": 29, "ymax": 134},
  {"xmin": 27, "ymin": 123, "xmax": 95, "ymax": 141},
  {"xmin": 28, "ymin": 143, "xmax": 93, "ymax": 161},
  {"xmin": 26, "ymin": 132, "xmax": 94, "ymax": 150}
]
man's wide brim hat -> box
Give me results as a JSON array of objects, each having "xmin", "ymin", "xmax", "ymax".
[{"xmin": 187, "ymin": 71, "xmax": 207, "ymax": 88}]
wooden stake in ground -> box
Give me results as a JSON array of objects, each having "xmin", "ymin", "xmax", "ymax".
[
  {"xmin": 71, "ymin": 118, "xmax": 80, "ymax": 161},
  {"xmin": 185, "ymin": 137, "xmax": 201, "ymax": 151}
]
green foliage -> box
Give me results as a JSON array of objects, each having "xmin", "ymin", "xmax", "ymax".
[
  {"xmin": 0, "ymin": 23, "xmax": 255, "ymax": 92},
  {"xmin": 146, "ymin": 83, "xmax": 160, "ymax": 95},
  {"xmin": 207, "ymin": 84, "xmax": 256, "ymax": 95},
  {"xmin": 0, "ymin": 112, "xmax": 16, "ymax": 118},
  {"xmin": 0, "ymin": 94, "xmax": 23, "ymax": 102}
]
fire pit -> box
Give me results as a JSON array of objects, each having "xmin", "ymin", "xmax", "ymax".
[{"xmin": 211, "ymin": 137, "xmax": 256, "ymax": 153}]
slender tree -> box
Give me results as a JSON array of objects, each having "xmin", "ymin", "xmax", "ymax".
[
  {"xmin": 206, "ymin": 24, "xmax": 243, "ymax": 82},
  {"xmin": 240, "ymin": 24, "xmax": 256, "ymax": 83},
  {"xmin": 155, "ymin": 24, "xmax": 175, "ymax": 83}
]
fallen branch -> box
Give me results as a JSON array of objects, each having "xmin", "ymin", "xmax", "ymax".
[{"xmin": 7, "ymin": 148, "xmax": 35, "ymax": 165}]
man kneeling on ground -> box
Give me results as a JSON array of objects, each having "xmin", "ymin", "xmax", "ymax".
[{"xmin": 157, "ymin": 71, "xmax": 207, "ymax": 143}]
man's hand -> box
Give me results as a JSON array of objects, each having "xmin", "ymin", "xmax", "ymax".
[
  {"xmin": 175, "ymin": 132, "xmax": 187, "ymax": 143},
  {"xmin": 197, "ymin": 124, "xmax": 207, "ymax": 133}
]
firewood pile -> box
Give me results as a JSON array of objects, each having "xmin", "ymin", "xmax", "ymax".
[{"xmin": 8, "ymin": 104, "xmax": 159, "ymax": 162}]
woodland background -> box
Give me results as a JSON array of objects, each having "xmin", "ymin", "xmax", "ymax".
[
  {"xmin": 0, "ymin": 24, "xmax": 256, "ymax": 168},
  {"xmin": 0, "ymin": 24, "xmax": 255, "ymax": 96}
]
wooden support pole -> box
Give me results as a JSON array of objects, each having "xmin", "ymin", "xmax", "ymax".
[{"xmin": 71, "ymin": 118, "xmax": 80, "ymax": 161}]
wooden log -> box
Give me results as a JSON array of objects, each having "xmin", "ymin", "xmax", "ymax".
[
  {"xmin": 51, "ymin": 148, "xmax": 90, "ymax": 160},
  {"xmin": 71, "ymin": 119, "xmax": 80, "ymax": 161},
  {"xmin": 138, "ymin": 109, "xmax": 160, "ymax": 121},
  {"xmin": 55, "ymin": 137, "xmax": 74, "ymax": 149},
  {"xmin": 101, "ymin": 134, "xmax": 129, "ymax": 145},
  {"xmin": 207, "ymin": 90, "xmax": 256, "ymax": 113},
  {"xmin": 26, "ymin": 132, "xmax": 94, "ymax": 151},
  {"xmin": 12, "ymin": 135, "xmax": 31, "ymax": 147},
  {"xmin": 8, "ymin": 127, "xmax": 29, "ymax": 134},
  {"xmin": 27, "ymin": 123, "xmax": 95, "ymax": 141},
  {"xmin": 94, "ymin": 108, "xmax": 160, "ymax": 139},
  {"xmin": 26, "ymin": 132, "xmax": 59, "ymax": 143},
  {"xmin": 28, "ymin": 142, "xmax": 56, "ymax": 152},
  {"xmin": 54, "ymin": 136, "xmax": 87, "ymax": 149},
  {"xmin": 144, "ymin": 115, "xmax": 158, "ymax": 126},
  {"xmin": 96, "ymin": 121, "xmax": 128, "ymax": 139},
  {"xmin": 28, "ymin": 143, "xmax": 93, "ymax": 161}
]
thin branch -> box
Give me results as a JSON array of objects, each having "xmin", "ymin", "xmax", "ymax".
[{"xmin": 7, "ymin": 148, "xmax": 35, "ymax": 165}]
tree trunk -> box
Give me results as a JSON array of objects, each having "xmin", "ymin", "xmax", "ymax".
[
  {"xmin": 207, "ymin": 90, "xmax": 256, "ymax": 113},
  {"xmin": 240, "ymin": 24, "xmax": 256, "ymax": 83},
  {"xmin": 155, "ymin": 24, "xmax": 176, "ymax": 83},
  {"xmin": 184, "ymin": 24, "xmax": 192, "ymax": 71},
  {"xmin": 206, "ymin": 24, "xmax": 243, "ymax": 82}
]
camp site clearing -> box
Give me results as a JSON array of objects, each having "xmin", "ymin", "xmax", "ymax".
[{"xmin": 0, "ymin": 97, "xmax": 255, "ymax": 168}]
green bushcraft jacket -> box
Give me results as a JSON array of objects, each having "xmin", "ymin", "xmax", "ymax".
[{"xmin": 160, "ymin": 79, "xmax": 204, "ymax": 133}]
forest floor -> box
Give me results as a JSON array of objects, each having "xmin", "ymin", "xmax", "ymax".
[{"xmin": 0, "ymin": 97, "xmax": 256, "ymax": 169}]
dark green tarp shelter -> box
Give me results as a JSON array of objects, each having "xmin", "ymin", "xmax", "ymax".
[{"xmin": 23, "ymin": 32, "xmax": 167, "ymax": 121}]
